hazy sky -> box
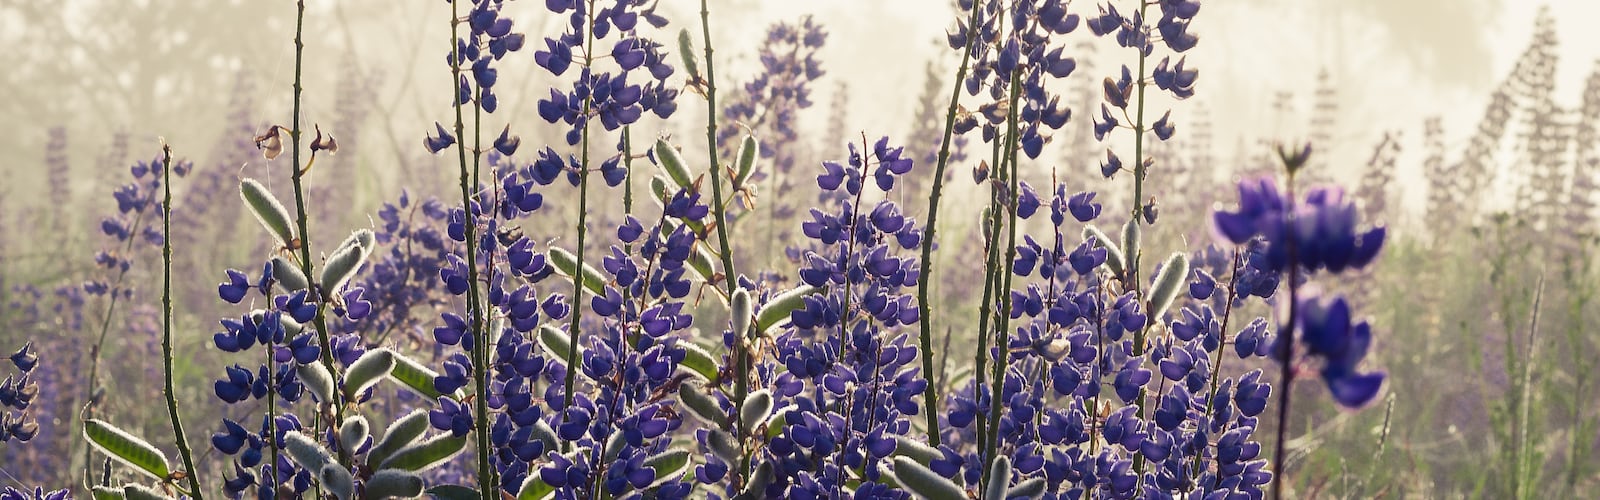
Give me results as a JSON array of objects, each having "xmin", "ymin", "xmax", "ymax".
[{"xmin": 656, "ymin": 0, "xmax": 1600, "ymax": 218}]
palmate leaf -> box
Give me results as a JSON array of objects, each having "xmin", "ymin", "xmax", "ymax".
[{"xmin": 83, "ymin": 419, "xmax": 170, "ymax": 480}]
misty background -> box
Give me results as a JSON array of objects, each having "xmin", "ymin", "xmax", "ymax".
[{"xmin": 1, "ymin": 0, "xmax": 1591, "ymax": 230}]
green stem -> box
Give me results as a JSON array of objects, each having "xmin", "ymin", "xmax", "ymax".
[
  {"xmin": 697, "ymin": 0, "xmax": 751, "ymax": 480},
  {"xmin": 561, "ymin": 0, "xmax": 598, "ymax": 455},
  {"xmin": 285, "ymin": 0, "xmax": 349, "ymax": 465},
  {"xmin": 913, "ymin": 0, "xmax": 983, "ymax": 447},
  {"xmin": 982, "ymin": 67, "xmax": 1024, "ymax": 491},
  {"xmin": 973, "ymin": 138, "xmax": 1004, "ymax": 458},
  {"xmin": 158, "ymin": 145, "xmax": 204, "ymax": 500},
  {"xmin": 1126, "ymin": 0, "xmax": 1154, "ymax": 478},
  {"xmin": 444, "ymin": 0, "xmax": 494, "ymax": 493},
  {"xmin": 1194, "ymin": 251, "xmax": 1241, "ymax": 485}
]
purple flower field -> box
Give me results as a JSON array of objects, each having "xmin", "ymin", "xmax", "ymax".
[{"xmin": 0, "ymin": 1, "xmax": 1596, "ymax": 499}]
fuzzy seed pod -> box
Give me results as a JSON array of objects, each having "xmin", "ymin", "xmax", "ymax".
[{"xmin": 240, "ymin": 178, "xmax": 297, "ymax": 249}]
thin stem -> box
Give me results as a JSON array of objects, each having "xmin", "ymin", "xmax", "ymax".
[
  {"xmin": 972, "ymin": 137, "xmax": 1004, "ymax": 458},
  {"xmin": 1127, "ymin": 3, "xmax": 1154, "ymax": 479},
  {"xmin": 561, "ymin": 0, "xmax": 598, "ymax": 454},
  {"xmin": 697, "ymin": 0, "xmax": 751, "ymax": 481},
  {"xmin": 1270, "ymin": 172, "xmax": 1299, "ymax": 500},
  {"xmin": 285, "ymin": 0, "xmax": 349, "ymax": 465},
  {"xmin": 913, "ymin": 0, "xmax": 983, "ymax": 447},
  {"xmin": 444, "ymin": 0, "xmax": 494, "ymax": 492},
  {"xmin": 982, "ymin": 67, "xmax": 1024, "ymax": 490},
  {"xmin": 1195, "ymin": 251, "xmax": 1242, "ymax": 484},
  {"xmin": 158, "ymin": 145, "xmax": 204, "ymax": 500}
]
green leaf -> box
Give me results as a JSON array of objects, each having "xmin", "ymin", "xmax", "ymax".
[
  {"xmin": 892, "ymin": 456, "xmax": 966, "ymax": 500},
  {"xmin": 677, "ymin": 342, "xmax": 720, "ymax": 382},
  {"xmin": 642, "ymin": 449, "xmax": 692, "ymax": 489},
  {"xmin": 83, "ymin": 419, "xmax": 170, "ymax": 480},
  {"xmin": 389, "ymin": 351, "xmax": 454, "ymax": 399},
  {"xmin": 378, "ymin": 433, "xmax": 470, "ymax": 472},
  {"xmin": 239, "ymin": 178, "xmax": 297, "ymax": 248},
  {"xmin": 120, "ymin": 484, "xmax": 172, "ymax": 500},
  {"xmin": 91, "ymin": 486, "xmax": 125, "ymax": 500},
  {"xmin": 756, "ymin": 285, "xmax": 822, "ymax": 334},
  {"xmin": 890, "ymin": 434, "xmax": 941, "ymax": 466},
  {"xmin": 362, "ymin": 470, "xmax": 424, "ymax": 500},
  {"xmin": 426, "ymin": 485, "xmax": 480, "ymax": 500},
  {"xmin": 343, "ymin": 348, "xmax": 396, "ymax": 400},
  {"xmin": 370, "ymin": 409, "xmax": 430, "ymax": 468},
  {"xmin": 547, "ymin": 246, "xmax": 608, "ymax": 297}
]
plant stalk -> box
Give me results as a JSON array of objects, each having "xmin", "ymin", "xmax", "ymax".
[
  {"xmin": 158, "ymin": 145, "xmax": 205, "ymax": 500},
  {"xmin": 913, "ymin": 0, "xmax": 983, "ymax": 447}
]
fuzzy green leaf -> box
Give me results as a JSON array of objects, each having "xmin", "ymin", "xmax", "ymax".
[
  {"xmin": 378, "ymin": 433, "xmax": 470, "ymax": 472},
  {"xmin": 677, "ymin": 341, "xmax": 720, "ymax": 382},
  {"xmin": 370, "ymin": 409, "xmax": 430, "ymax": 468}
]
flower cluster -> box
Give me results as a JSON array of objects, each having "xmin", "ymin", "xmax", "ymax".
[
  {"xmin": 1212, "ymin": 176, "xmax": 1386, "ymax": 275},
  {"xmin": 953, "ymin": 0, "xmax": 1080, "ymax": 158},
  {"xmin": 534, "ymin": 0, "xmax": 678, "ymax": 145},
  {"xmin": 1, "ymin": 343, "xmax": 41, "ymax": 442}
]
